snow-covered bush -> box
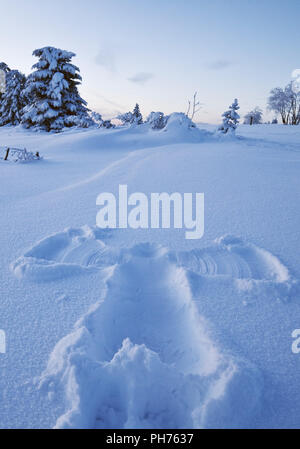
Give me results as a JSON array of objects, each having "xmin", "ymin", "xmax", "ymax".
[
  {"xmin": 91, "ymin": 112, "xmax": 115, "ymax": 129},
  {"xmin": 1, "ymin": 147, "xmax": 41, "ymax": 163},
  {"xmin": 90, "ymin": 112, "xmax": 102, "ymax": 125},
  {"xmin": 13, "ymin": 148, "xmax": 41, "ymax": 162},
  {"xmin": 21, "ymin": 47, "xmax": 91, "ymax": 132},
  {"xmin": 0, "ymin": 70, "xmax": 27, "ymax": 126},
  {"xmin": 117, "ymin": 111, "xmax": 133, "ymax": 125},
  {"xmin": 118, "ymin": 104, "xmax": 143, "ymax": 126},
  {"xmin": 244, "ymin": 107, "xmax": 263, "ymax": 125},
  {"xmin": 218, "ymin": 99, "xmax": 240, "ymax": 134},
  {"xmin": 146, "ymin": 111, "xmax": 168, "ymax": 130},
  {"xmin": 101, "ymin": 120, "xmax": 115, "ymax": 129}
]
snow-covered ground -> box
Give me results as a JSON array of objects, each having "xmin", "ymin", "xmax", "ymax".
[{"xmin": 0, "ymin": 123, "xmax": 299, "ymax": 429}]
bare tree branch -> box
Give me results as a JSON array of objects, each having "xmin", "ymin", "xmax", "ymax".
[{"xmin": 186, "ymin": 92, "xmax": 202, "ymax": 120}]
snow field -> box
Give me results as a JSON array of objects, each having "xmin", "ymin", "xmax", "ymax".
[{"xmin": 0, "ymin": 122, "xmax": 299, "ymax": 428}]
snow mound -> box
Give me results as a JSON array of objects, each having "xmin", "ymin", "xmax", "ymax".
[
  {"xmin": 165, "ymin": 112, "xmax": 196, "ymax": 130},
  {"xmin": 162, "ymin": 113, "xmax": 211, "ymax": 142},
  {"xmin": 38, "ymin": 242, "xmax": 263, "ymax": 429}
]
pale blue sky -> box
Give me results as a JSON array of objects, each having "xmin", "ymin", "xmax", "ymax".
[{"xmin": 1, "ymin": 0, "xmax": 299, "ymax": 122}]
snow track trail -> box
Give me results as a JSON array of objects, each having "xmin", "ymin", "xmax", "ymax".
[{"xmin": 11, "ymin": 226, "xmax": 295, "ymax": 428}]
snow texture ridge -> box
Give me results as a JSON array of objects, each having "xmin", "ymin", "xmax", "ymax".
[{"xmin": 11, "ymin": 227, "xmax": 293, "ymax": 289}]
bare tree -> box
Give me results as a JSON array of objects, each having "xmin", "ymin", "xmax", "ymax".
[
  {"xmin": 288, "ymin": 87, "xmax": 300, "ymax": 125},
  {"xmin": 244, "ymin": 107, "xmax": 263, "ymax": 125},
  {"xmin": 268, "ymin": 83, "xmax": 300, "ymax": 125},
  {"xmin": 186, "ymin": 92, "xmax": 202, "ymax": 121}
]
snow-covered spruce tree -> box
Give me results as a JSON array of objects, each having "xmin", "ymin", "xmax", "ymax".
[
  {"xmin": 146, "ymin": 111, "xmax": 168, "ymax": 130},
  {"xmin": 117, "ymin": 104, "xmax": 143, "ymax": 126},
  {"xmin": 0, "ymin": 62, "xmax": 11, "ymax": 74},
  {"xmin": 0, "ymin": 70, "xmax": 27, "ymax": 126},
  {"xmin": 21, "ymin": 47, "xmax": 91, "ymax": 131},
  {"xmin": 0, "ymin": 62, "xmax": 11, "ymax": 101},
  {"xmin": 132, "ymin": 103, "xmax": 143, "ymax": 125},
  {"xmin": 218, "ymin": 99, "xmax": 240, "ymax": 134}
]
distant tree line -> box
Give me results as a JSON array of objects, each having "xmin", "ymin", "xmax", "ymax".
[
  {"xmin": 243, "ymin": 81, "xmax": 300, "ymax": 126},
  {"xmin": 0, "ymin": 47, "xmax": 171, "ymax": 133},
  {"xmin": 0, "ymin": 46, "xmax": 299, "ymax": 132}
]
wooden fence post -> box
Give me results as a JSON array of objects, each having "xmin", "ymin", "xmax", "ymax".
[{"xmin": 4, "ymin": 148, "xmax": 10, "ymax": 161}]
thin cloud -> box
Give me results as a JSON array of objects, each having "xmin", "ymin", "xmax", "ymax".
[
  {"xmin": 128, "ymin": 72, "xmax": 154, "ymax": 84},
  {"xmin": 97, "ymin": 94, "xmax": 123, "ymax": 109},
  {"xmin": 207, "ymin": 60, "xmax": 234, "ymax": 70},
  {"xmin": 94, "ymin": 107, "xmax": 122, "ymax": 119},
  {"xmin": 95, "ymin": 49, "xmax": 116, "ymax": 73}
]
